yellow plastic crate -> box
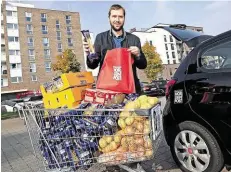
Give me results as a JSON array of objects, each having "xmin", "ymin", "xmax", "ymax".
[
  {"xmin": 40, "ymin": 71, "xmax": 94, "ymax": 95},
  {"xmin": 43, "ymin": 85, "xmax": 92, "ymax": 109}
]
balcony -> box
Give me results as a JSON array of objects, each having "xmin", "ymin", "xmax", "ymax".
[
  {"xmin": 7, "ymin": 29, "xmax": 19, "ymax": 37},
  {"xmin": 1, "ymin": 52, "xmax": 6, "ymax": 62},
  {"xmin": 1, "ymin": 38, "xmax": 5, "ymax": 45},
  {"xmin": 9, "ymin": 55, "xmax": 21, "ymax": 63},
  {"xmin": 6, "ymin": 16, "xmax": 18, "ymax": 24},
  {"xmin": 8, "ymin": 42, "xmax": 20, "ymax": 50},
  {"xmin": 1, "ymin": 78, "xmax": 8, "ymax": 87},
  {"xmin": 1, "ymin": 25, "xmax": 4, "ymax": 34},
  {"xmin": 10, "ymin": 68, "xmax": 22, "ymax": 77},
  {"xmin": 1, "ymin": 69, "xmax": 7, "ymax": 76}
]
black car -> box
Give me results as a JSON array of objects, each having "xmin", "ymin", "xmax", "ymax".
[{"xmin": 161, "ymin": 25, "xmax": 231, "ymax": 172}]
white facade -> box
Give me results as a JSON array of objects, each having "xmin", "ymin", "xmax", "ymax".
[
  {"xmin": 9, "ymin": 55, "xmax": 21, "ymax": 63},
  {"xmin": 10, "ymin": 68, "xmax": 22, "ymax": 77},
  {"xmin": 82, "ymin": 32, "xmax": 99, "ymax": 77},
  {"xmin": 1, "ymin": 78, "xmax": 8, "ymax": 87},
  {"xmin": 132, "ymin": 28, "xmax": 180, "ymax": 65},
  {"xmin": 5, "ymin": 2, "xmax": 23, "ymax": 80},
  {"xmin": 1, "ymin": 64, "xmax": 8, "ymax": 73},
  {"xmin": 1, "ymin": 52, "xmax": 6, "ymax": 62},
  {"xmin": 7, "ymin": 29, "xmax": 19, "ymax": 37},
  {"xmin": 1, "ymin": 24, "xmax": 4, "ymax": 34}
]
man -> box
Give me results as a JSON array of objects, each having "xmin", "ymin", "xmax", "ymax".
[{"xmin": 84, "ymin": 4, "xmax": 147, "ymax": 94}]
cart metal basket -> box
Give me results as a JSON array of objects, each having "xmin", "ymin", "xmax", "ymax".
[{"xmin": 22, "ymin": 103, "xmax": 163, "ymax": 172}]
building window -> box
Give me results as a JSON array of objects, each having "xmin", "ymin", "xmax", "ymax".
[
  {"xmin": 26, "ymin": 24, "xmax": 33, "ymax": 34},
  {"xmin": 44, "ymin": 49, "xmax": 50, "ymax": 59},
  {"xmin": 68, "ymin": 38, "xmax": 73, "ymax": 46},
  {"xmin": 57, "ymin": 43, "xmax": 62, "ymax": 52},
  {"xmin": 66, "ymin": 15, "xmax": 71, "ymax": 24},
  {"xmin": 165, "ymin": 44, "xmax": 168, "ymax": 50},
  {"xmin": 1, "ymin": 79, "xmax": 3, "ymax": 87},
  {"xmin": 56, "ymin": 31, "xmax": 61, "ymax": 41},
  {"xmin": 45, "ymin": 62, "xmax": 51, "ymax": 72},
  {"xmin": 10, "ymin": 63, "xmax": 21, "ymax": 69},
  {"xmin": 166, "ymin": 52, "xmax": 169, "ymax": 59},
  {"xmin": 42, "ymin": 25, "xmax": 48, "ymax": 34},
  {"xmin": 168, "ymin": 60, "xmax": 170, "ymax": 64},
  {"xmin": 42, "ymin": 38, "xmax": 49, "ymax": 47},
  {"xmin": 173, "ymin": 60, "xmax": 176, "ymax": 64},
  {"xmin": 25, "ymin": 12, "xmax": 32, "ymax": 22},
  {"xmin": 7, "ymin": 23, "xmax": 18, "ymax": 30},
  {"xmin": 29, "ymin": 63, "xmax": 36, "ymax": 73},
  {"xmin": 67, "ymin": 26, "xmax": 72, "ymax": 35},
  {"xmin": 28, "ymin": 49, "xmax": 35, "ymax": 60},
  {"xmin": 170, "ymin": 35, "xmax": 173, "ymax": 42},
  {"xmin": 164, "ymin": 35, "xmax": 167, "ymax": 42},
  {"xmin": 172, "ymin": 52, "xmax": 176, "ymax": 58},
  {"xmin": 9, "ymin": 50, "xmax": 20, "ymax": 55},
  {"xmin": 27, "ymin": 37, "xmax": 34, "ymax": 47},
  {"xmin": 171, "ymin": 44, "xmax": 174, "ymax": 50},
  {"xmin": 56, "ymin": 20, "xmax": 60, "ymax": 30},
  {"xmin": 41, "ymin": 13, "xmax": 47, "ymax": 22},
  {"xmin": 31, "ymin": 75, "xmax": 37, "ymax": 81},
  {"xmin": 7, "ymin": 11, "xmax": 17, "ymax": 17},
  {"xmin": 11, "ymin": 77, "xmax": 22, "ymax": 83},
  {"xmin": 8, "ymin": 36, "xmax": 19, "ymax": 42},
  {"xmin": 149, "ymin": 40, "xmax": 152, "ymax": 46}
]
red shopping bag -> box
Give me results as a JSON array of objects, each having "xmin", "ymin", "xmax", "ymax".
[{"xmin": 96, "ymin": 48, "xmax": 136, "ymax": 94}]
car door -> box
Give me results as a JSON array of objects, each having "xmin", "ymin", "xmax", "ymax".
[{"xmin": 185, "ymin": 31, "xmax": 231, "ymax": 153}]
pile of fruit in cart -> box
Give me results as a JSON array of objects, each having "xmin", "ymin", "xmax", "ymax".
[{"xmin": 39, "ymin": 72, "xmax": 160, "ymax": 170}]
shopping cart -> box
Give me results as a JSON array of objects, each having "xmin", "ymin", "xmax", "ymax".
[{"xmin": 22, "ymin": 102, "xmax": 163, "ymax": 172}]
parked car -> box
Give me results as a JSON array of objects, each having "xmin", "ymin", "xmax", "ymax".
[
  {"xmin": 1, "ymin": 100, "xmax": 23, "ymax": 112},
  {"xmin": 151, "ymin": 80, "xmax": 167, "ymax": 96},
  {"xmin": 140, "ymin": 81, "xmax": 166, "ymax": 96},
  {"xmin": 162, "ymin": 25, "xmax": 231, "ymax": 172}
]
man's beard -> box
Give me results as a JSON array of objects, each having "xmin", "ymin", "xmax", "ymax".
[{"xmin": 110, "ymin": 22, "xmax": 124, "ymax": 32}]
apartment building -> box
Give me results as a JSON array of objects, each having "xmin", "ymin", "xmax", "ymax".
[
  {"xmin": 131, "ymin": 24, "xmax": 203, "ymax": 80},
  {"xmin": 1, "ymin": 1, "xmax": 85, "ymax": 96}
]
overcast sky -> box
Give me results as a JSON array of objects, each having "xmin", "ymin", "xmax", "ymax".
[{"xmin": 21, "ymin": 1, "xmax": 231, "ymax": 36}]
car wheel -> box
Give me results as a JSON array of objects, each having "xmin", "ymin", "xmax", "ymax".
[
  {"xmin": 169, "ymin": 121, "xmax": 224, "ymax": 172},
  {"xmin": 13, "ymin": 107, "xmax": 18, "ymax": 112},
  {"xmin": 159, "ymin": 89, "xmax": 165, "ymax": 96}
]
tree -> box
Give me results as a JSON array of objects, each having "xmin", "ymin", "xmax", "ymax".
[
  {"xmin": 142, "ymin": 41, "xmax": 164, "ymax": 80},
  {"xmin": 52, "ymin": 49, "xmax": 81, "ymax": 73}
]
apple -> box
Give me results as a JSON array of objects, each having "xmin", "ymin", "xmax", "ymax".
[
  {"xmin": 125, "ymin": 116, "xmax": 135, "ymax": 126},
  {"xmin": 124, "ymin": 101, "xmax": 136, "ymax": 110},
  {"xmin": 136, "ymin": 122, "xmax": 144, "ymax": 132},
  {"xmin": 99, "ymin": 138, "xmax": 107, "ymax": 149},
  {"xmin": 105, "ymin": 136, "xmax": 113, "ymax": 144},
  {"xmin": 148, "ymin": 97, "xmax": 158, "ymax": 106},
  {"xmin": 138, "ymin": 95, "xmax": 148, "ymax": 103},
  {"xmin": 114, "ymin": 134, "xmax": 122, "ymax": 143},
  {"xmin": 118, "ymin": 118, "xmax": 126, "ymax": 129},
  {"xmin": 109, "ymin": 141, "xmax": 119, "ymax": 151},
  {"xmin": 140, "ymin": 102, "xmax": 152, "ymax": 109}
]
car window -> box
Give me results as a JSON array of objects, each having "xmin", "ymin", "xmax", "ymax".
[{"xmin": 201, "ymin": 41, "xmax": 231, "ymax": 70}]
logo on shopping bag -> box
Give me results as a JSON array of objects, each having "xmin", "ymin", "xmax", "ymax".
[{"xmin": 113, "ymin": 66, "xmax": 122, "ymax": 81}]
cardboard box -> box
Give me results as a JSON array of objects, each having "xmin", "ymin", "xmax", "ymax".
[
  {"xmin": 43, "ymin": 85, "xmax": 92, "ymax": 109},
  {"xmin": 40, "ymin": 71, "xmax": 94, "ymax": 95},
  {"xmin": 83, "ymin": 89, "xmax": 121, "ymax": 105}
]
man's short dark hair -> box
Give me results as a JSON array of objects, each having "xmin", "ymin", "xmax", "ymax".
[{"xmin": 108, "ymin": 4, "xmax": 126, "ymax": 17}]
